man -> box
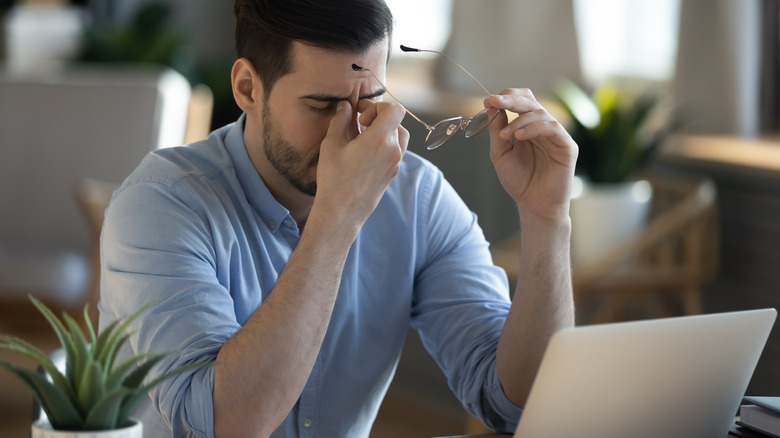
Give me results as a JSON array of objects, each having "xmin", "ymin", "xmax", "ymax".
[{"xmin": 99, "ymin": 1, "xmax": 577, "ymax": 437}]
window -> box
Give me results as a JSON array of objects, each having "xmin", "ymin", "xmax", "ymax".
[
  {"xmin": 573, "ymin": 0, "xmax": 681, "ymax": 86},
  {"xmin": 386, "ymin": 0, "xmax": 453, "ymax": 57}
]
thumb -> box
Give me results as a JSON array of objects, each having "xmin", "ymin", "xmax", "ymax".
[{"xmin": 324, "ymin": 101, "xmax": 356, "ymax": 146}]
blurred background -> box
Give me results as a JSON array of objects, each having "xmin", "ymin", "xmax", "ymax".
[{"xmin": 0, "ymin": 0, "xmax": 778, "ymax": 436}]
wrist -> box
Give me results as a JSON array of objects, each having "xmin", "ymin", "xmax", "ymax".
[
  {"xmin": 518, "ymin": 210, "xmax": 572, "ymax": 250},
  {"xmin": 304, "ymin": 200, "xmax": 363, "ymax": 250},
  {"xmin": 518, "ymin": 206, "xmax": 571, "ymax": 232}
]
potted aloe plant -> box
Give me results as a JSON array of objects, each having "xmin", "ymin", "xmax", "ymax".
[
  {"xmin": 0, "ymin": 296, "xmax": 212, "ymax": 437},
  {"xmin": 554, "ymin": 78, "xmax": 676, "ymax": 264}
]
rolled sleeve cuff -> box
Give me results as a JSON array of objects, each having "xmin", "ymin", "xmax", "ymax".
[
  {"xmin": 481, "ymin": 371, "xmax": 523, "ymax": 433},
  {"xmin": 170, "ymin": 366, "xmax": 216, "ymax": 438}
]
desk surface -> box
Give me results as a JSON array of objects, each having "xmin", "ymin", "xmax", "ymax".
[
  {"xmin": 433, "ymin": 423, "xmax": 766, "ymax": 437},
  {"xmin": 435, "ymin": 435, "xmax": 508, "ymax": 438}
]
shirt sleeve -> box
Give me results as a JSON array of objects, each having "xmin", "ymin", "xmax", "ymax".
[
  {"xmin": 100, "ymin": 178, "xmax": 238, "ymax": 437},
  {"xmin": 410, "ymin": 167, "xmax": 523, "ymax": 433}
]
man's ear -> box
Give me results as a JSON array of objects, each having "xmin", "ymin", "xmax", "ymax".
[{"xmin": 232, "ymin": 58, "xmax": 264, "ymax": 115}]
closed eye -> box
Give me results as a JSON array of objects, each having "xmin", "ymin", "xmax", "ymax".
[{"xmin": 309, "ymin": 103, "xmax": 336, "ymax": 114}]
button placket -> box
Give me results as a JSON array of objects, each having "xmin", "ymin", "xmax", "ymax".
[{"xmin": 298, "ymin": 357, "xmax": 321, "ymax": 437}]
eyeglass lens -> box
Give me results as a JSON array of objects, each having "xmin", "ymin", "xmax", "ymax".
[{"xmin": 426, "ymin": 108, "xmax": 497, "ymax": 150}]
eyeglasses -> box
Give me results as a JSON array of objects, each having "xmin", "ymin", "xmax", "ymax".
[{"xmin": 352, "ymin": 45, "xmax": 497, "ymax": 150}]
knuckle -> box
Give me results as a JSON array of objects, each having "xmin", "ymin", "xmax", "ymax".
[{"xmin": 533, "ymin": 108, "xmax": 550, "ymax": 118}]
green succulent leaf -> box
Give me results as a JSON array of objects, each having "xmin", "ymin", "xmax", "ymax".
[
  {"xmin": 77, "ymin": 360, "xmax": 106, "ymax": 417},
  {"xmin": 105, "ymin": 351, "xmax": 157, "ymax": 390},
  {"xmin": 121, "ymin": 352, "xmax": 170, "ymax": 389},
  {"xmin": 554, "ymin": 77, "xmax": 676, "ymax": 183},
  {"xmin": 29, "ymin": 297, "xmax": 78, "ymax": 384},
  {"xmin": 0, "ymin": 360, "xmax": 83, "ymax": 430},
  {"xmin": 116, "ymin": 359, "xmax": 215, "ymax": 427},
  {"xmin": 63, "ymin": 313, "xmax": 90, "ymax": 393},
  {"xmin": 84, "ymin": 304, "xmax": 98, "ymax": 356},
  {"xmin": 0, "ymin": 334, "xmax": 74, "ymax": 400},
  {"xmin": 0, "ymin": 296, "xmax": 214, "ymax": 431},
  {"xmin": 97, "ymin": 303, "xmax": 151, "ymax": 370},
  {"xmin": 93, "ymin": 319, "xmax": 120, "ymax": 365},
  {"xmin": 83, "ymin": 387, "xmax": 133, "ymax": 431}
]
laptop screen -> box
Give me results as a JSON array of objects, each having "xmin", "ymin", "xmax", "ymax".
[{"xmin": 514, "ymin": 309, "xmax": 776, "ymax": 438}]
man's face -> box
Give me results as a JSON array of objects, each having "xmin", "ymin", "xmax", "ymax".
[{"xmin": 252, "ymin": 40, "xmax": 389, "ymax": 197}]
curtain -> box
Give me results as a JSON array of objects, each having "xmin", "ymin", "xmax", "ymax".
[
  {"xmin": 760, "ymin": 0, "xmax": 780, "ymax": 133},
  {"xmin": 439, "ymin": 0, "xmax": 581, "ymax": 96},
  {"xmin": 674, "ymin": 0, "xmax": 764, "ymax": 136}
]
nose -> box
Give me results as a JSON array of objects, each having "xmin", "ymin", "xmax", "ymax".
[{"xmin": 347, "ymin": 99, "xmax": 361, "ymax": 137}]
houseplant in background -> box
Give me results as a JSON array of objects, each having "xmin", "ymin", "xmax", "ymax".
[
  {"xmin": 554, "ymin": 78, "xmax": 676, "ymax": 265},
  {"xmin": 0, "ymin": 296, "xmax": 212, "ymax": 438}
]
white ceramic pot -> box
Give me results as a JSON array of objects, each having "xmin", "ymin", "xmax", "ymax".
[
  {"xmin": 31, "ymin": 419, "xmax": 142, "ymax": 438},
  {"xmin": 569, "ymin": 177, "xmax": 653, "ymax": 265}
]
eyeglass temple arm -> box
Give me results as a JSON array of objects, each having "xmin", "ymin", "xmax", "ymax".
[
  {"xmin": 400, "ymin": 45, "xmax": 492, "ymax": 96},
  {"xmin": 351, "ymin": 64, "xmax": 434, "ymax": 131}
]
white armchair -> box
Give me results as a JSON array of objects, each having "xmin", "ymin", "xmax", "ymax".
[{"xmin": 0, "ymin": 64, "xmax": 205, "ymax": 329}]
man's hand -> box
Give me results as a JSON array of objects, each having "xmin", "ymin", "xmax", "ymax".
[
  {"xmin": 484, "ymin": 89, "xmax": 578, "ymax": 222},
  {"xmin": 314, "ymin": 100, "xmax": 409, "ymax": 230},
  {"xmin": 486, "ymin": 88, "xmax": 577, "ymax": 408}
]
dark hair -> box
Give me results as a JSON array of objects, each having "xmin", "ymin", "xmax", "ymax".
[{"xmin": 233, "ymin": 0, "xmax": 394, "ymax": 98}]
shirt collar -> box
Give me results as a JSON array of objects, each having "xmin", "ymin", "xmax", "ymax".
[{"xmin": 224, "ymin": 113, "xmax": 293, "ymax": 233}]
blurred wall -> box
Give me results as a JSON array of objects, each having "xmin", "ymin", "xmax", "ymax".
[
  {"xmin": 441, "ymin": 0, "xmax": 581, "ymax": 96},
  {"xmin": 674, "ymin": 0, "xmax": 764, "ymax": 136},
  {"xmin": 89, "ymin": 0, "xmax": 234, "ymax": 66}
]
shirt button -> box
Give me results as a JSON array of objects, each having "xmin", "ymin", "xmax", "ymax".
[
  {"xmin": 283, "ymin": 218, "xmax": 294, "ymax": 228},
  {"xmin": 268, "ymin": 220, "xmax": 277, "ymax": 231},
  {"xmin": 302, "ymin": 418, "xmax": 312, "ymax": 428}
]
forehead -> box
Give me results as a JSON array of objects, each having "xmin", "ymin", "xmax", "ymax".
[{"xmin": 279, "ymin": 40, "xmax": 389, "ymax": 96}]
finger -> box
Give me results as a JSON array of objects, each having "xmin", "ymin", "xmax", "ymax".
[
  {"xmin": 484, "ymin": 89, "xmax": 541, "ymax": 114},
  {"xmin": 358, "ymin": 101, "xmax": 401, "ymax": 128},
  {"xmin": 323, "ymin": 101, "xmax": 355, "ymax": 146},
  {"xmin": 356, "ymin": 98, "xmax": 375, "ymax": 116},
  {"xmin": 358, "ymin": 100, "xmax": 379, "ymax": 127},
  {"xmin": 359, "ymin": 102, "xmax": 406, "ymax": 140},
  {"xmin": 499, "ymin": 108, "xmax": 554, "ymax": 141},
  {"xmin": 510, "ymin": 118, "xmax": 571, "ymax": 143},
  {"xmin": 398, "ymin": 125, "xmax": 410, "ymax": 154},
  {"xmin": 487, "ymin": 107, "xmax": 510, "ymax": 141},
  {"xmin": 356, "ymin": 99, "xmax": 374, "ymax": 133}
]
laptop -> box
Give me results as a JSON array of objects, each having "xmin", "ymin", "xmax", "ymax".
[{"xmin": 513, "ymin": 309, "xmax": 777, "ymax": 438}]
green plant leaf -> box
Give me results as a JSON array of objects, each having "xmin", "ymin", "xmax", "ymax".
[
  {"xmin": 104, "ymin": 351, "xmax": 156, "ymax": 391},
  {"xmin": 77, "ymin": 360, "xmax": 106, "ymax": 417},
  {"xmin": 121, "ymin": 352, "xmax": 170, "ymax": 389},
  {"xmin": 97, "ymin": 303, "xmax": 151, "ymax": 369},
  {"xmin": 0, "ymin": 360, "xmax": 83, "ymax": 430},
  {"xmin": 554, "ymin": 76, "xmax": 674, "ymax": 183},
  {"xmin": 63, "ymin": 313, "xmax": 90, "ymax": 394},
  {"xmin": 554, "ymin": 78, "xmax": 600, "ymax": 129},
  {"xmin": 84, "ymin": 304, "xmax": 98, "ymax": 357},
  {"xmin": 83, "ymin": 387, "xmax": 133, "ymax": 431},
  {"xmin": 5, "ymin": 296, "xmax": 216, "ymax": 432},
  {"xmin": 103, "ymin": 333, "xmax": 131, "ymax": 373},
  {"xmin": 116, "ymin": 359, "xmax": 215, "ymax": 428},
  {"xmin": 0, "ymin": 334, "xmax": 74, "ymax": 401},
  {"xmin": 93, "ymin": 319, "xmax": 120, "ymax": 365},
  {"xmin": 29, "ymin": 296, "xmax": 78, "ymax": 386}
]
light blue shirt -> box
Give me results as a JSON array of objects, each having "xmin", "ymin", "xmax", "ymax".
[{"xmin": 99, "ymin": 114, "xmax": 522, "ymax": 438}]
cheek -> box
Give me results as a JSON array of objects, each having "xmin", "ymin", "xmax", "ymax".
[{"xmin": 291, "ymin": 115, "xmax": 332, "ymax": 152}]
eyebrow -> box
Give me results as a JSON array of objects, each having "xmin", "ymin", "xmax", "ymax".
[{"xmin": 300, "ymin": 88, "xmax": 386, "ymax": 102}]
